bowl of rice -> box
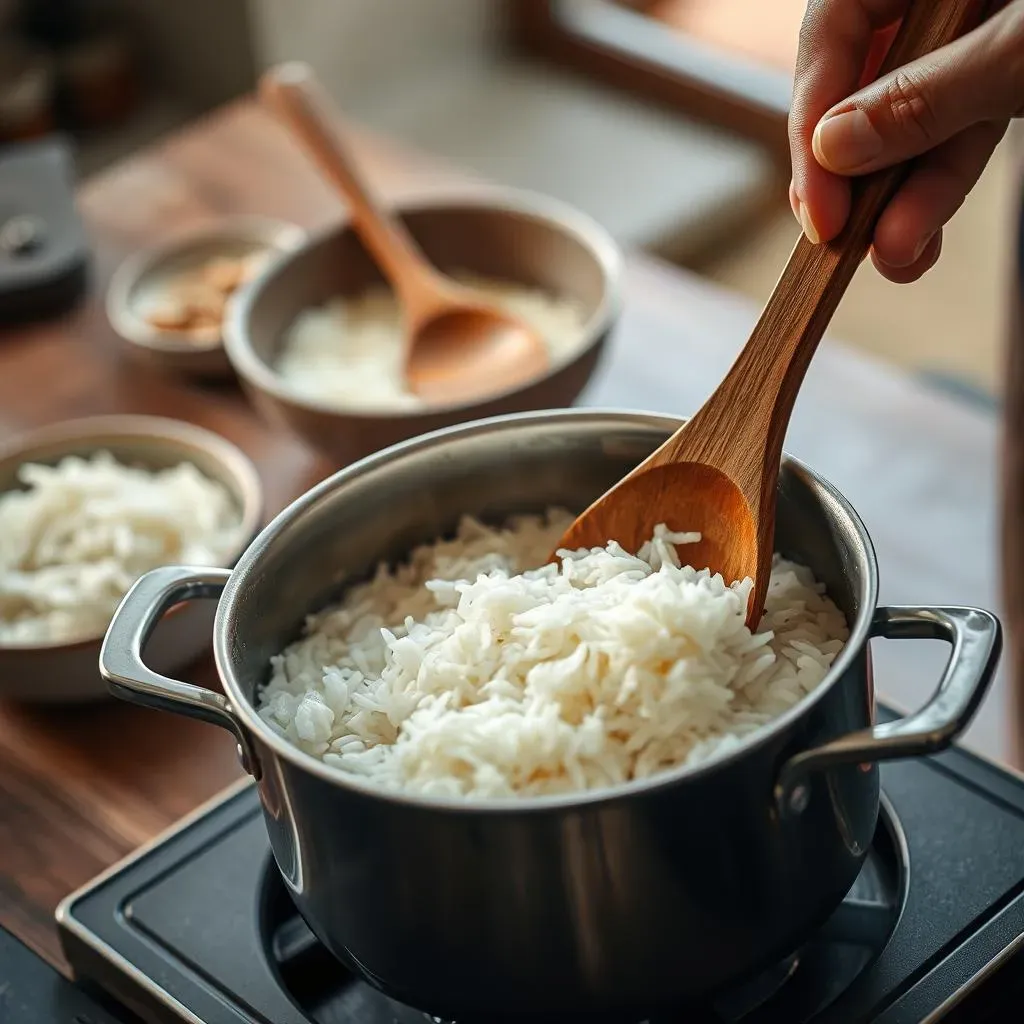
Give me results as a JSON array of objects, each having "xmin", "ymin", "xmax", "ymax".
[
  {"xmin": 100, "ymin": 409, "xmax": 999, "ymax": 1019},
  {"xmin": 223, "ymin": 189, "xmax": 622, "ymax": 465},
  {"xmin": 0, "ymin": 415, "xmax": 261, "ymax": 702}
]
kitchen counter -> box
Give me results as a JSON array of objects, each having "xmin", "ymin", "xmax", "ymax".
[{"xmin": 0, "ymin": 99, "xmax": 1009, "ymax": 977}]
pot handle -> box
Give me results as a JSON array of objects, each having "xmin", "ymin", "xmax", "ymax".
[
  {"xmin": 776, "ymin": 605, "xmax": 1001, "ymax": 816},
  {"xmin": 99, "ymin": 565, "xmax": 261, "ymax": 779}
]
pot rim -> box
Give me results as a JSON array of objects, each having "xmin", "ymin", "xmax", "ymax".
[{"xmin": 214, "ymin": 408, "xmax": 879, "ymax": 812}]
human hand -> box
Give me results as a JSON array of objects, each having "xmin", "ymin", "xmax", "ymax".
[{"xmin": 788, "ymin": 0, "xmax": 1024, "ymax": 282}]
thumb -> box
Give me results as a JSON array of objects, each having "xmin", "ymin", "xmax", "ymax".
[{"xmin": 812, "ymin": 7, "xmax": 1024, "ymax": 176}]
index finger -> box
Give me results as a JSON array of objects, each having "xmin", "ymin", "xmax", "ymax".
[{"xmin": 790, "ymin": 0, "xmax": 908, "ymax": 242}]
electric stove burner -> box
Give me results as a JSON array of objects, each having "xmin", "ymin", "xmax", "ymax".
[{"xmin": 57, "ymin": 709, "xmax": 1024, "ymax": 1023}]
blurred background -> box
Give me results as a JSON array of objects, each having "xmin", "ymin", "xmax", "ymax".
[{"xmin": 0, "ymin": 0, "xmax": 1012, "ymax": 398}]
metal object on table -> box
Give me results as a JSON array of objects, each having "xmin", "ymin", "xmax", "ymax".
[
  {"xmin": 0, "ymin": 137, "xmax": 89, "ymax": 324},
  {"xmin": 99, "ymin": 409, "xmax": 1001, "ymax": 1019}
]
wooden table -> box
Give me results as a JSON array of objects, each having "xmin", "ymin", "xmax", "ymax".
[{"xmin": 0, "ymin": 100, "xmax": 1008, "ymax": 976}]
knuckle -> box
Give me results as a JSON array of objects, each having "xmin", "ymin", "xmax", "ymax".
[{"xmin": 882, "ymin": 70, "xmax": 941, "ymax": 142}]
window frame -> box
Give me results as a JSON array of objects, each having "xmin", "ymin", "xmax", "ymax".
[{"xmin": 506, "ymin": 0, "xmax": 793, "ymax": 160}]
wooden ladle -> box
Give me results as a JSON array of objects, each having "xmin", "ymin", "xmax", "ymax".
[
  {"xmin": 554, "ymin": 0, "xmax": 991, "ymax": 627},
  {"xmin": 260, "ymin": 63, "xmax": 550, "ymax": 405}
]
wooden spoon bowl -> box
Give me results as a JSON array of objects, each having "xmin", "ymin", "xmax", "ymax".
[
  {"xmin": 401, "ymin": 302, "xmax": 552, "ymax": 406},
  {"xmin": 557, "ymin": 459, "xmax": 756, "ymax": 587}
]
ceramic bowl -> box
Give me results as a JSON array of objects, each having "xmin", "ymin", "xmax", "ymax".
[
  {"xmin": 107, "ymin": 216, "xmax": 306, "ymax": 379},
  {"xmin": 0, "ymin": 415, "xmax": 262, "ymax": 702},
  {"xmin": 223, "ymin": 190, "xmax": 623, "ymax": 465}
]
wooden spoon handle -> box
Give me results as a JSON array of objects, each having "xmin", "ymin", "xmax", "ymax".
[
  {"xmin": 699, "ymin": 0, "xmax": 995, "ymax": 469},
  {"xmin": 259, "ymin": 62, "xmax": 438, "ymax": 303}
]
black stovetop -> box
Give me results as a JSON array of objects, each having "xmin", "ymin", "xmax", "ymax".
[
  {"xmin": 0, "ymin": 924, "xmax": 136, "ymax": 1024},
  {"xmin": 55, "ymin": 709, "xmax": 1024, "ymax": 1024}
]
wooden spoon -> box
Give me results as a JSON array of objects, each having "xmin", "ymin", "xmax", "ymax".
[
  {"xmin": 260, "ymin": 62, "xmax": 549, "ymax": 405},
  {"xmin": 554, "ymin": 0, "xmax": 991, "ymax": 627}
]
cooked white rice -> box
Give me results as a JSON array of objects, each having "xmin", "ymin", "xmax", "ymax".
[
  {"xmin": 258, "ymin": 510, "xmax": 849, "ymax": 799},
  {"xmin": 0, "ymin": 451, "xmax": 244, "ymax": 645},
  {"xmin": 274, "ymin": 274, "xmax": 587, "ymax": 410}
]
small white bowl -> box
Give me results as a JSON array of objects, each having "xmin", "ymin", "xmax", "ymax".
[
  {"xmin": 107, "ymin": 216, "xmax": 306, "ymax": 380},
  {"xmin": 0, "ymin": 416, "xmax": 263, "ymax": 703}
]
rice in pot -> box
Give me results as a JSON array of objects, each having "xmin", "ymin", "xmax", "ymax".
[{"xmin": 258, "ymin": 510, "xmax": 849, "ymax": 799}]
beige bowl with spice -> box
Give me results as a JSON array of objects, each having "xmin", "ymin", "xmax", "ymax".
[
  {"xmin": 0, "ymin": 416, "xmax": 263, "ymax": 703},
  {"xmin": 107, "ymin": 216, "xmax": 306, "ymax": 379}
]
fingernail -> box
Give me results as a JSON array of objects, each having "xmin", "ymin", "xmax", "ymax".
[
  {"xmin": 813, "ymin": 108, "xmax": 883, "ymax": 172},
  {"xmin": 912, "ymin": 231, "xmax": 935, "ymax": 263},
  {"xmin": 788, "ymin": 181, "xmax": 800, "ymax": 219},
  {"xmin": 798, "ymin": 202, "xmax": 820, "ymax": 245}
]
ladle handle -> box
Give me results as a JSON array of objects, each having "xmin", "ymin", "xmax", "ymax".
[
  {"xmin": 260, "ymin": 62, "xmax": 438, "ymax": 305},
  {"xmin": 705, "ymin": 0, "xmax": 997, "ymax": 475}
]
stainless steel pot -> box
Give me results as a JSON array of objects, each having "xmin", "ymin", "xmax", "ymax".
[{"xmin": 100, "ymin": 410, "xmax": 1001, "ymax": 1021}]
